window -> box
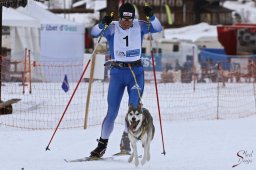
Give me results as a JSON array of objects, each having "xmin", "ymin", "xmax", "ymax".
[
  {"xmin": 173, "ymin": 44, "xmax": 179, "ymax": 52},
  {"xmin": 201, "ymin": 13, "xmax": 211, "ymax": 23},
  {"xmin": 176, "ymin": 0, "xmax": 183, "ymax": 7},
  {"xmin": 169, "ymin": 0, "xmax": 175, "ymax": 6},
  {"xmin": 219, "ymin": 13, "xmax": 233, "ymax": 25},
  {"xmin": 142, "ymin": 48, "xmax": 146, "ymax": 53},
  {"xmin": 154, "ymin": 0, "xmax": 160, "ymax": 6},
  {"xmin": 212, "ymin": 13, "xmax": 218, "ymax": 25}
]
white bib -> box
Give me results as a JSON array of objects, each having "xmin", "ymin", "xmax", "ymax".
[{"xmin": 113, "ymin": 19, "xmax": 142, "ymax": 62}]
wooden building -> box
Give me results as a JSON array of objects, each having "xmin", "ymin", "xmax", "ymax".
[{"xmin": 103, "ymin": 0, "xmax": 233, "ymax": 28}]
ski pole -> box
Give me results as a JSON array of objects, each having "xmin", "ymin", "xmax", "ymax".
[
  {"xmin": 45, "ymin": 12, "xmax": 114, "ymax": 151},
  {"xmin": 145, "ymin": 3, "xmax": 166, "ymax": 155}
]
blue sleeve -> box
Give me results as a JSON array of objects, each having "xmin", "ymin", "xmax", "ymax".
[
  {"xmin": 91, "ymin": 23, "xmax": 115, "ymax": 58},
  {"xmin": 91, "ymin": 23, "xmax": 103, "ymax": 37},
  {"xmin": 91, "ymin": 23, "xmax": 113, "ymax": 39},
  {"xmin": 139, "ymin": 16, "xmax": 162, "ymax": 34}
]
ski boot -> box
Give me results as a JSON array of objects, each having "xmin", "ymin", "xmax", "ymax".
[
  {"xmin": 114, "ymin": 131, "xmax": 131, "ymax": 156},
  {"xmin": 90, "ymin": 137, "xmax": 108, "ymax": 158}
]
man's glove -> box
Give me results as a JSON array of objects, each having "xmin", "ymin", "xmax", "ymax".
[
  {"xmin": 144, "ymin": 6, "xmax": 153, "ymax": 18},
  {"xmin": 102, "ymin": 15, "xmax": 113, "ymax": 25}
]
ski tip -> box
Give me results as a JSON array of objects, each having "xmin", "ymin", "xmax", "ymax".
[
  {"xmin": 64, "ymin": 156, "xmax": 114, "ymax": 163},
  {"xmin": 113, "ymin": 151, "xmax": 131, "ymax": 156}
]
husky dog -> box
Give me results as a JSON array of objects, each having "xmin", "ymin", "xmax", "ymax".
[{"xmin": 125, "ymin": 104, "xmax": 155, "ymax": 166}]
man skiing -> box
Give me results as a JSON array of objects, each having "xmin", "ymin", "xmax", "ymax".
[{"xmin": 90, "ymin": 2, "xmax": 162, "ymax": 158}]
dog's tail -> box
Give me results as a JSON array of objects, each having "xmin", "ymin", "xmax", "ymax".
[
  {"xmin": 143, "ymin": 108, "xmax": 155, "ymax": 140},
  {"xmin": 152, "ymin": 125, "xmax": 155, "ymax": 140}
]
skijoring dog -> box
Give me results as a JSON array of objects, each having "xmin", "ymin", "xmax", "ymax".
[{"xmin": 125, "ymin": 104, "xmax": 155, "ymax": 166}]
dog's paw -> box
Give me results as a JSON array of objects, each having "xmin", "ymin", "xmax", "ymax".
[
  {"xmin": 128, "ymin": 155, "xmax": 133, "ymax": 163},
  {"xmin": 141, "ymin": 158, "xmax": 146, "ymax": 166},
  {"xmin": 134, "ymin": 158, "xmax": 139, "ymax": 167}
]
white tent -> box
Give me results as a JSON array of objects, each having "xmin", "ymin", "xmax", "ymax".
[
  {"xmin": 2, "ymin": 6, "xmax": 40, "ymax": 53},
  {"xmin": 2, "ymin": 7, "xmax": 40, "ymax": 28},
  {"xmin": 164, "ymin": 23, "xmax": 223, "ymax": 48},
  {"xmin": 2, "ymin": 7, "xmax": 41, "ymax": 81},
  {"xmin": 17, "ymin": 0, "xmax": 85, "ymax": 81},
  {"xmin": 2, "ymin": 6, "xmax": 40, "ymax": 52}
]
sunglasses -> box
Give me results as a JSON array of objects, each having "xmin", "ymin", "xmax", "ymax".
[{"xmin": 121, "ymin": 17, "xmax": 133, "ymax": 21}]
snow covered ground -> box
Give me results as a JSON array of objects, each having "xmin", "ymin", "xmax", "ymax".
[{"xmin": 1, "ymin": 116, "xmax": 256, "ymax": 170}]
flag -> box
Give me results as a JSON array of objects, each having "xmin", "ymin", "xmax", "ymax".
[
  {"xmin": 165, "ymin": 4, "xmax": 173, "ymax": 25},
  {"xmin": 61, "ymin": 74, "xmax": 69, "ymax": 93}
]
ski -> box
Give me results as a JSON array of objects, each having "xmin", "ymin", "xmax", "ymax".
[
  {"xmin": 113, "ymin": 152, "xmax": 143, "ymax": 159},
  {"xmin": 113, "ymin": 151, "xmax": 131, "ymax": 156},
  {"xmin": 64, "ymin": 156, "xmax": 114, "ymax": 163}
]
